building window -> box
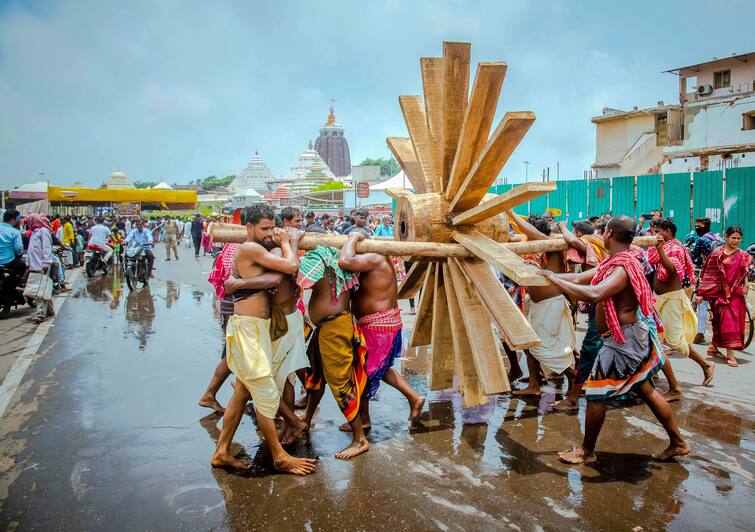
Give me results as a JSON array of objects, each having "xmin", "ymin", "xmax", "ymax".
[
  {"xmin": 743, "ymin": 112, "xmax": 755, "ymax": 131},
  {"xmin": 714, "ymin": 70, "xmax": 730, "ymax": 89}
]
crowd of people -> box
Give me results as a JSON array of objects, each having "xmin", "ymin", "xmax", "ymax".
[{"xmin": 197, "ymin": 204, "xmax": 752, "ymax": 474}]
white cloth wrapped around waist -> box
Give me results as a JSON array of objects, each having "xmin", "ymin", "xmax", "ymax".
[{"xmin": 527, "ymin": 294, "xmax": 576, "ymax": 375}]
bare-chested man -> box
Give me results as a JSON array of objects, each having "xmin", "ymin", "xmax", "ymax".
[
  {"xmin": 211, "ymin": 204, "xmax": 315, "ymax": 475},
  {"xmin": 506, "ymin": 209, "xmax": 576, "ymax": 397},
  {"xmin": 539, "ymin": 216, "xmax": 690, "ymax": 464},
  {"xmin": 338, "ymin": 231, "xmax": 425, "ymax": 431},
  {"xmin": 299, "ymin": 246, "xmax": 368, "ymax": 460},
  {"xmin": 649, "ymin": 218, "xmax": 714, "ymax": 401}
]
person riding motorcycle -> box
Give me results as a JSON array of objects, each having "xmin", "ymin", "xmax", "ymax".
[
  {"xmin": 125, "ymin": 218, "xmax": 155, "ymax": 276},
  {"xmin": 87, "ymin": 216, "xmax": 114, "ymax": 265},
  {"xmin": 0, "ymin": 209, "xmax": 25, "ymax": 276}
]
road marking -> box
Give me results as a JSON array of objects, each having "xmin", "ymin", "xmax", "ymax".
[{"xmin": 0, "ymin": 268, "xmax": 81, "ymax": 420}]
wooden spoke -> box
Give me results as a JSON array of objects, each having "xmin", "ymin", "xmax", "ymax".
[
  {"xmin": 386, "ymin": 137, "xmax": 428, "ymax": 193},
  {"xmin": 397, "ymin": 261, "xmax": 428, "ymax": 299},
  {"xmin": 409, "ymin": 264, "xmax": 436, "ymax": 347},
  {"xmin": 452, "ymin": 230, "xmax": 549, "ymax": 287},
  {"xmin": 429, "ymin": 263, "xmax": 455, "ymax": 390},
  {"xmin": 450, "ymin": 111, "xmax": 535, "ymax": 211},
  {"xmin": 385, "ymin": 187, "xmax": 414, "ymax": 201},
  {"xmin": 446, "ymin": 259, "xmax": 510, "ymax": 394},
  {"xmin": 452, "ymin": 181, "xmax": 556, "ymax": 226},
  {"xmin": 445, "ymin": 62, "xmax": 507, "ymax": 200},
  {"xmin": 421, "ymin": 57, "xmax": 444, "ymax": 193},
  {"xmin": 443, "ymin": 262, "xmax": 486, "ymax": 407},
  {"xmin": 399, "ymin": 95, "xmax": 437, "ymax": 192},
  {"xmin": 441, "ymin": 42, "xmax": 471, "ymax": 191},
  {"xmin": 454, "ymin": 257, "xmax": 540, "ymax": 350}
]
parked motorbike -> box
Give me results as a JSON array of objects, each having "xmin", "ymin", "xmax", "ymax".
[
  {"xmin": 0, "ymin": 262, "xmax": 31, "ymax": 318},
  {"xmin": 84, "ymin": 245, "xmax": 111, "ymax": 278},
  {"xmin": 124, "ymin": 243, "xmax": 150, "ymax": 290}
]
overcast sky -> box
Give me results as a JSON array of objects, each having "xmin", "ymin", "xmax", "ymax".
[{"xmin": 1, "ymin": 0, "xmax": 753, "ymax": 189}]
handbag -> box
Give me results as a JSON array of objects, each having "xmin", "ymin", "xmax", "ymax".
[{"xmin": 23, "ymin": 271, "xmax": 53, "ymax": 301}]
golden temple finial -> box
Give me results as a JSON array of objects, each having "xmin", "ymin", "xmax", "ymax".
[{"xmin": 325, "ymin": 99, "xmax": 337, "ymax": 126}]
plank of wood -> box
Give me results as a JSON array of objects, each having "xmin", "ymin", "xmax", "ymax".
[
  {"xmin": 399, "ymin": 96, "xmax": 437, "ymax": 193},
  {"xmin": 450, "ymin": 111, "xmax": 535, "ymax": 211},
  {"xmin": 452, "ymin": 230, "xmax": 549, "ymax": 287},
  {"xmin": 384, "ymin": 187, "xmax": 414, "ymax": 201},
  {"xmin": 442, "ymin": 262, "xmax": 486, "ymax": 407},
  {"xmin": 445, "ymin": 62, "xmax": 507, "ymax": 200},
  {"xmin": 386, "ymin": 137, "xmax": 427, "ymax": 193},
  {"xmin": 455, "ymin": 257, "xmax": 541, "ymax": 350},
  {"xmin": 397, "ymin": 261, "xmax": 428, "ymax": 299},
  {"xmin": 446, "ymin": 259, "xmax": 510, "ymax": 394},
  {"xmin": 452, "ymin": 181, "xmax": 556, "ymax": 225},
  {"xmin": 441, "ymin": 42, "xmax": 471, "ymax": 191},
  {"xmin": 429, "ymin": 263, "xmax": 455, "ymax": 390},
  {"xmin": 421, "ymin": 58, "xmax": 444, "ymax": 193},
  {"xmin": 409, "ymin": 265, "xmax": 435, "ymax": 347}
]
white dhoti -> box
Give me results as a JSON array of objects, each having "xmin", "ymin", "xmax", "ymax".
[
  {"xmin": 527, "ymin": 295, "xmax": 576, "ymax": 375},
  {"xmin": 271, "ymin": 311, "xmax": 310, "ymax": 392}
]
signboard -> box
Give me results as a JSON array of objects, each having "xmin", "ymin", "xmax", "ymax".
[
  {"xmin": 357, "ymin": 182, "xmax": 370, "ymax": 199},
  {"xmin": 112, "ymin": 202, "xmax": 141, "ymax": 216}
]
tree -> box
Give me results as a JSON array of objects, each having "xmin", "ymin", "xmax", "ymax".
[
  {"xmin": 359, "ymin": 157, "xmax": 400, "ymax": 177},
  {"xmin": 194, "ymin": 175, "xmax": 236, "ymax": 190},
  {"xmin": 133, "ymin": 180, "xmax": 158, "ymax": 189},
  {"xmin": 313, "ymin": 180, "xmax": 348, "ymax": 192}
]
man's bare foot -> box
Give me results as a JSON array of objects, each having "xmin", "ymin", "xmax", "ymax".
[
  {"xmin": 198, "ymin": 395, "xmax": 225, "ymax": 414},
  {"xmin": 282, "ymin": 420, "xmax": 309, "ymax": 445},
  {"xmin": 273, "ymin": 454, "xmax": 317, "ymax": 475},
  {"xmin": 726, "ymin": 358, "xmax": 739, "ymax": 368},
  {"xmin": 294, "ymin": 395, "xmax": 308, "ymax": 409},
  {"xmin": 335, "ymin": 438, "xmax": 369, "ymax": 460},
  {"xmin": 550, "ymin": 398, "xmax": 578, "ymax": 411},
  {"xmin": 512, "ymin": 386, "xmax": 541, "ymax": 397},
  {"xmin": 663, "ymin": 389, "xmax": 683, "ymax": 402},
  {"xmin": 559, "ymin": 448, "xmax": 596, "ymax": 464},
  {"xmin": 339, "ymin": 421, "xmax": 371, "ymax": 432},
  {"xmin": 211, "ymin": 451, "xmax": 251, "ymax": 470},
  {"xmin": 409, "ymin": 396, "xmax": 425, "ymax": 422},
  {"xmin": 702, "ymin": 363, "xmax": 715, "ymax": 386},
  {"xmin": 652, "ymin": 441, "xmax": 691, "ymax": 461}
]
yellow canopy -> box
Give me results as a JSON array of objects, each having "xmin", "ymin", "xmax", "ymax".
[{"xmin": 48, "ymin": 186, "xmax": 197, "ymax": 205}]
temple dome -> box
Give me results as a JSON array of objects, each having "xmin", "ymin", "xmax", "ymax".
[
  {"xmin": 314, "ymin": 105, "xmax": 351, "ymax": 178},
  {"xmin": 103, "ymin": 170, "xmax": 134, "ymax": 189},
  {"xmin": 231, "ymin": 150, "xmax": 276, "ymax": 194}
]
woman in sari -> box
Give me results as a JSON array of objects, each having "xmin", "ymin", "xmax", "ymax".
[{"xmin": 697, "ymin": 225, "xmax": 751, "ymax": 367}]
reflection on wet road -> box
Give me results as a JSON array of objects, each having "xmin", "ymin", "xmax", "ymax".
[{"xmin": 0, "ymin": 254, "xmax": 753, "ymax": 531}]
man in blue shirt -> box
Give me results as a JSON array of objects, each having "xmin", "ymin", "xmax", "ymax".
[
  {"xmin": 125, "ymin": 218, "xmax": 155, "ymax": 275},
  {"xmin": 373, "ymin": 214, "xmax": 394, "ymax": 237},
  {"xmin": 0, "ymin": 209, "xmax": 25, "ymax": 275}
]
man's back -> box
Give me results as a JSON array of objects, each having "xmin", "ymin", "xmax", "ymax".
[
  {"xmin": 351, "ymin": 256, "xmax": 397, "ymax": 318},
  {"xmin": 88, "ymin": 224, "xmax": 111, "ymax": 247}
]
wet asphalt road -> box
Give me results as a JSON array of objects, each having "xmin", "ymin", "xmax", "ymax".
[{"xmin": 0, "ymin": 245, "xmax": 753, "ymax": 531}]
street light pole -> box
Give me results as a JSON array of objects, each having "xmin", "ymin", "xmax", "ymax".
[{"xmin": 523, "ymin": 161, "xmax": 530, "ymax": 183}]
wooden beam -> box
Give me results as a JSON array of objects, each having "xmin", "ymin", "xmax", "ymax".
[
  {"xmin": 409, "ymin": 265, "xmax": 435, "ymax": 347},
  {"xmin": 450, "ymin": 111, "xmax": 535, "ymax": 211},
  {"xmin": 399, "ymin": 95, "xmax": 437, "ymax": 193},
  {"xmin": 386, "ymin": 137, "xmax": 427, "ymax": 193},
  {"xmin": 429, "ymin": 263, "xmax": 455, "ymax": 391},
  {"xmin": 212, "ymin": 223, "xmax": 659, "ymax": 257},
  {"xmin": 385, "ymin": 188, "xmax": 414, "ymax": 201},
  {"xmin": 441, "ymin": 42, "xmax": 471, "ymax": 191},
  {"xmin": 443, "ymin": 262, "xmax": 486, "ymax": 407},
  {"xmin": 452, "ymin": 181, "xmax": 556, "ymax": 225},
  {"xmin": 455, "ymin": 257, "xmax": 540, "ymax": 350},
  {"xmin": 445, "ymin": 62, "xmax": 506, "ymax": 200},
  {"xmin": 446, "ymin": 259, "xmax": 510, "ymax": 394},
  {"xmin": 421, "ymin": 58, "xmax": 444, "ymax": 193},
  {"xmin": 452, "ymin": 230, "xmax": 549, "ymax": 286},
  {"xmin": 397, "ymin": 261, "xmax": 428, "ymax": 299}
]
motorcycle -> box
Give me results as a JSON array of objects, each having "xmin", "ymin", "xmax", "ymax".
[
  {"xmin": 0, "ymin": 260, "xmax": 32, "ymax": 318},
  {"xmin": 124, "ymin": 243, "xmax": 150, "ymax": 290},
  {"xmin": 84, "ymin": 245, "xmax": 111, "ymax": 278}
]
